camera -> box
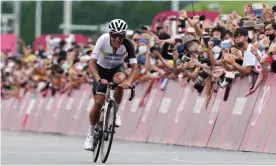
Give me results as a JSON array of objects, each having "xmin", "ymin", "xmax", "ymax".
[
  {"xmin": 181, "ymin": 53, "xmax": 191, "ymax": 62},
  {"xmin": 194, "ymin": 70, "xmax": 209, "ymax": 93},
  {"xmin": 178, "ymin": 17, "xmax": 186, "ymax": 28},
  {"xmin": 199, "ymin": 15, "xmax": 206, "ymax": 21},
  {"xmin": 168, "ymin": 44, "xmax": 176, "ymax": 53},
  {"xmin": 211, "ymin": 37, "xmax": 222, "ymax": 46},
  {"xmin": 219, "ymin": 71, "xmax": 235, "ymax": 88},
  {"xmin": 203, "ymin": 35, "xmax": 211, "ymax": 46},
  {"xmin": 198, "ymin": 57, "xmax": 211, "ymax": 65}
]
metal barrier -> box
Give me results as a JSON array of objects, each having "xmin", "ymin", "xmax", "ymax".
[{"xmin": 1, "ymin": 74, "xmax": 276, "ymax": 154}]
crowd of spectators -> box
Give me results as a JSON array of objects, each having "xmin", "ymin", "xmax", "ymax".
[
  {"xmin": 1, "ymin": 36, "xmax": 95, "ymax": 99},
  {"xmin": 1, "ymin": 3, "xmax": 276, "ymax": 107}
]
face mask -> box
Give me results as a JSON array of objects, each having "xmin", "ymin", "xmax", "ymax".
[
  {"xmin": 81, "ymin": 63, "xmax": 87, "ymax": 68},
  {"xmin": 75, "ymin": 64, "xmax": 83, "ymax": 71},
  {"xmin": 258, "ymin": 47, "xmax": 264, "ymax": 52},
  {"xmin": 248, "ymin": 31, "xmax": 254, "ymax": 39},
  {"xmin": 236, "ymin": 41, "xmax": 244, "ymax": 48},
  {"xmin": 259, "ymin": 40, "xmax": 265, "ymax": 48},
  {"xmin": 213, "ymin": 39, "xmax": 221, "ymax": 46},
  {"xmin": 212, "ymin": 46, "xmax": 222, "ymax": 59},
  {"xmin": 138, "ymin": 45, "xmax": 147, "ymax": 55},
  {"xmin": 267, "ymin": 34, "xmax": 275, "ymax": 41},
  {"xmin": 8, "ymin": 62, "xmax": 15, "ymax": 68},
  {"xmin": 62, "ymin": 63, "xmax": 69, "ymax": 71}
]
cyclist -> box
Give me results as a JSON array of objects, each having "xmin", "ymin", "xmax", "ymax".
[{"xmin": 84, "ymin": 19, "xmax": 138, "ymax": 151}]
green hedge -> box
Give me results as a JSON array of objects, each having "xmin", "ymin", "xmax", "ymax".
[{"xmin": 183, "ymin": 1, "xmax": 273, "ymax": 16}]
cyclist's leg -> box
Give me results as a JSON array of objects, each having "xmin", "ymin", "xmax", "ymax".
[
  {"xmin": 112, "ymin": 64, "xmax": 127, "ymax": 127},
  {"xmin": 84, "ymin": 65, "xmax": 112, "ymax": 151},
  {"xmin": 113, "ymin": 64, "xmax": 127, "ymax": 104},
  {"xmin": 113, "ymin": 73, "xmax": 126, "ymax": 103},
  {"xmin": 90, "ymin": 81, "xmax": 106, "ymax": 126},
  {"xmin": 89, "ymin": 65, "xmax": 113, "ymax": 127}
]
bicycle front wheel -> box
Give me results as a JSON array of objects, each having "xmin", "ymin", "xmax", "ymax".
[
  {"xmin": 93, "ymin": 125, "xmax": 102, "ymax": 162},
  {"xmin": 100, "ymin": 100, "xmax": 117, "ymax": 163}
]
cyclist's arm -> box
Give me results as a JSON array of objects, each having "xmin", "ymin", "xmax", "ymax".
[
  {"xmin": 123, "ymin": 39, "xmax": 138, "ymax": 84},
  {"xmin": 89, "ymin": 59, "xmax": 100, "ymax": 82},
  {"xmin": 89, "ymin": 35, "xmax": 105, "ymax": 82}
]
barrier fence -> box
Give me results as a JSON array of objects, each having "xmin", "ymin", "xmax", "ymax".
[{"xmin": 1, "ymin": 74, "xmax": 276, "ymax": 154}]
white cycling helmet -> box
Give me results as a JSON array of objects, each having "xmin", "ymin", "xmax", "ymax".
[{"xmin": 108, "ymin": 19, "xmax": 128, "ymax": 34}]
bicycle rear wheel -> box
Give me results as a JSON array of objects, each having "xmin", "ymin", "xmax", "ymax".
[{"xmin": 100, "ymin": 100, "xmax": 117, "ymax": 163}]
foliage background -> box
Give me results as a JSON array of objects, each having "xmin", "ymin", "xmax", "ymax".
[{"xmin": 2, "ymin": 1, "xmax": 273, "ymax": 45}]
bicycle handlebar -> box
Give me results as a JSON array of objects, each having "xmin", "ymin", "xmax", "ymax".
[{"xmin": 107, "ymin": 82, "xmax": 135, "ymax": 101}]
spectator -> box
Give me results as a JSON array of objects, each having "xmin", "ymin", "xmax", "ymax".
[{"xmin": 2, "ymin": 2, "xmax": 275, "ymax": 104}]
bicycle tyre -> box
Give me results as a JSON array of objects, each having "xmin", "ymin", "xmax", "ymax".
[
  {"xmin": 100, "ymin": 100, "xmax": 116, "ymax": 163},
  {"xmin": 93, "ymin": 128, "xmax": 102, "ymax": 162}
]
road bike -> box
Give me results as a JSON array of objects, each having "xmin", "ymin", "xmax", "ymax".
[{"xmin": 92, "ymin": 82, "xmax": 135, "ymax": 163}]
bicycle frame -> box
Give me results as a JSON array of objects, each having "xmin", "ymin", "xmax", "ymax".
[
  {"xmin": 93, "ymin": 82, "xmax": 135, "ymax": 163},
  {"xmin": 101, "ymin": 84, "xmax": 117, "ymax": 122}
]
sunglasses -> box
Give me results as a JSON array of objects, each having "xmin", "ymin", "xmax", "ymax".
[{"xmin": 110, "ymin": 33, "xmax": 125, "ymax": 40}]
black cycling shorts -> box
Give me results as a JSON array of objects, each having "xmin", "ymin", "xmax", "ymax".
[{"xmin": 92, "ymin": 63, "xmax": 127, "ymax": 96}]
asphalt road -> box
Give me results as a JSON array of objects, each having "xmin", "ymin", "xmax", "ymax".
[{"xmin": 1, "ymin": 131, "xmax": 276, "ymax": 165}]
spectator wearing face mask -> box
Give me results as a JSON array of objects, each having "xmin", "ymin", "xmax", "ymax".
[
  {"xmin": 131, "ymin": 30, "xmax": 142, "ymax": 51},
  {"xmin": 255, "ymin": 23, "xmax": 265, "ymax": 34},
  {"xmin": 224, "ymin": 28, "xmax": 261, "ymax": 77},
  {"xmin": 183, "ymin": 35, "xmax": 200, "ymax": 57},
  {"xmin": 264, "ymin": 21, "xmax": 276, "ymax": 46},
  {"xmin": 179, "ymin": 35, "xmax": 213, "ymax": 94},
  {"xmin": 221, "ymin": 30, "xmax": 234, "ymax": 41},
  {"xmin": 136, "ymin": 38, "xmax": 149, "ymax": 65},
  {"xmin": 211, "ymin": 26, "xmax": 225, "ymax": 40},
  {"xmin": 243, "ymin": 20, "xmax": 257, "ymax": 43}
]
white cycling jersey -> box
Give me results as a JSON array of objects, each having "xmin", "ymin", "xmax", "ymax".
[{"xmin": 91, "ymin": 33, "xmax": 137, "ymax": 69}]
